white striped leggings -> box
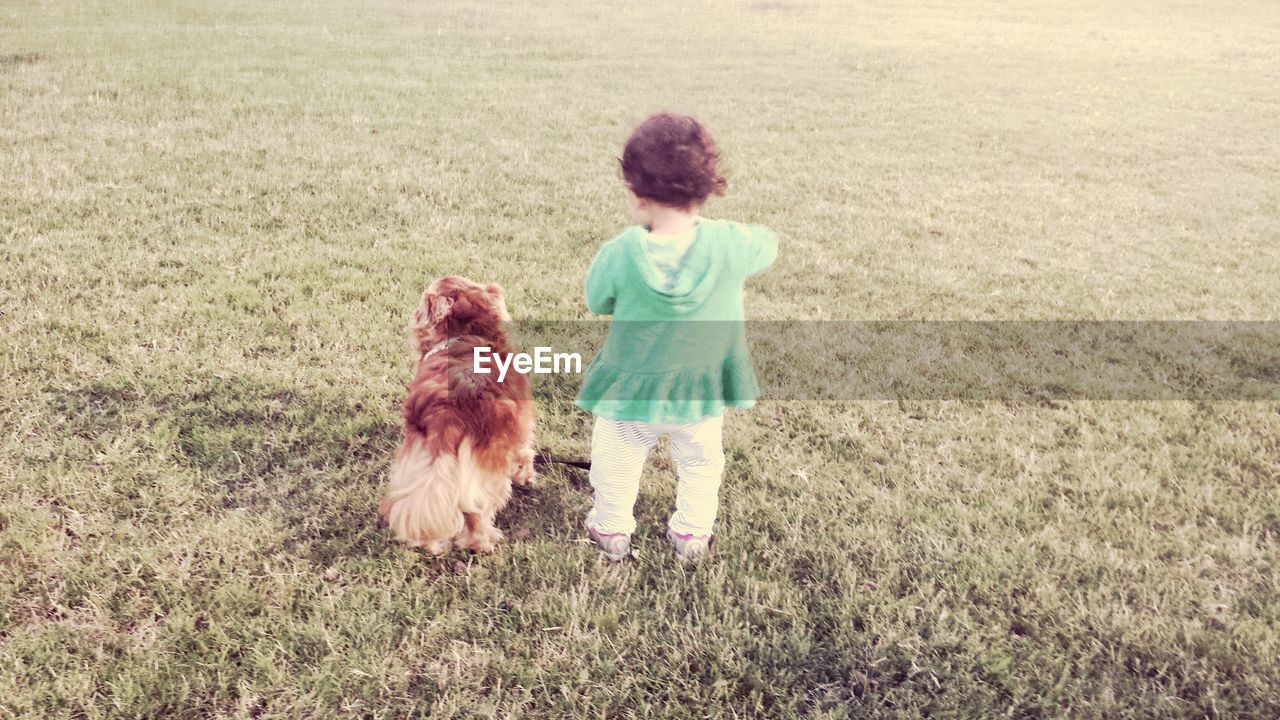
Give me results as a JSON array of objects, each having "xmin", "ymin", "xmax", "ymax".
[{"xmin": 585, "ymin": 415, "xmax": 727, "ymax": 537}]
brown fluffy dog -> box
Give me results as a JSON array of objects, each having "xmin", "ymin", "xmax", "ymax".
[{"xmin": 379, "ymin": 276, "xmax": 536, "ymax": 554}]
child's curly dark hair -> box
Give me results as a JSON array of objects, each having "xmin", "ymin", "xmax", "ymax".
[{"xmin": 620, "ymin": 112, "xmax": 727, "ymax": 209}]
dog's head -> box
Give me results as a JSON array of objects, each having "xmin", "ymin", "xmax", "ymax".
[{"xmin": 412, "ymin": 276, "xmax": 511, "ymax": 353}]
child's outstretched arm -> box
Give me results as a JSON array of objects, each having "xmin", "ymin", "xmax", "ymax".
[
  {"xmin": 584, "ymin": 243, "xmax": 617, "ymax": 315},
  {"xmin": 738, "ymin": 223, "xmax": 778, "ymax": 277}
]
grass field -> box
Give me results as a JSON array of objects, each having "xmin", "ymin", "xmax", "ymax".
[{"xmin": 3, "ymin": 0, "xmax": 1279, "ymax": 717}]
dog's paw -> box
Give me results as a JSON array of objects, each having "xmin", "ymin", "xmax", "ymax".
[
  {"xmin": 511, "ymin": 461, "xmax": 537, "ymax": 488},
  {"xmin": 511, "ymin": 446, "xmax": 537, "ymax": 487},
  {"xmin": 421, "ymin": 538, "xmax": 452, "ymax": 556},
  {"xmin": 457, "ymin": 526, "xmax": 504, "ymax": 554}
]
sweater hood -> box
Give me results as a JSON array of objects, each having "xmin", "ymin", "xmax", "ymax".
[{"xmin": 628, "ymin": 223, "xmax": 716, "ymax": 314}]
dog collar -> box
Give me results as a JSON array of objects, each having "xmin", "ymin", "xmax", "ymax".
[{"xmin": 421, "ymin": 337, "xmax": 458, "ymax": 361}]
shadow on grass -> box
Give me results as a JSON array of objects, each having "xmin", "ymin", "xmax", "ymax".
[
  {"xmin": 47, "ymin": 373, "xmax": 580, "ymax": 566},
  {"xmin": 499, "ymin": 466, "xmax": 584, "ymax": 539}
]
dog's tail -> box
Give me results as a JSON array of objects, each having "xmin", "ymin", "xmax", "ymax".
[{"xmin": 380, "ymin": 438, "xmax": 488, "ymax": 552}]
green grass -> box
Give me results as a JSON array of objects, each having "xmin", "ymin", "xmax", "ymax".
[{"xmin": 2, "ymin": 0, "xmax": 1279, "ymax": 717}]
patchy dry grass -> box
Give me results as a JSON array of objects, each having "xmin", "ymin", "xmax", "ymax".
[{"xmin": 2, "ymin": 0, "xmax": 1278, "ymax": 717}]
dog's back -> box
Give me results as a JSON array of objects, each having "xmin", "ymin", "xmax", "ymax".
[{"xmin": 402, "ymin": 336, "xmax": 533, "ymax": 473}]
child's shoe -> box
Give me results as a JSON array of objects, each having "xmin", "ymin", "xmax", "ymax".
[
  {"xmin": 666, "ymin": 529, "xmax": 712, "ymax": 563},
  {"xmin": 586, "ymin": 526, "xmax": 631, "ymax": 561}
]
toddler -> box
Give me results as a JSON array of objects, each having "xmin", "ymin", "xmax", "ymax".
[{"xmin": 575, "ymin": 112, "xmax": 777, "ymax": 562}]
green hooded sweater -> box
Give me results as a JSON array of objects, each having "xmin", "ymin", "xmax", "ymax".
[{"xmin": 574, "ymin": 219, "xmax": 778, "ymax": 424}]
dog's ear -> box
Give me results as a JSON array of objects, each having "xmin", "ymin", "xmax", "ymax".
[
  {"xmin": 427, "ymin": 293, "xmax": 454, "ymax": 326},
  {"xmin": 413, "ymin": 291, "xmax": 453, "ymax": 331},
  {"xmin": 432, "ymin": 293, "xmax": 453, "ymax": 324},
  {"xmin": 484, "ymin": 283, "xmax": 511, "ymax": 322}
]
